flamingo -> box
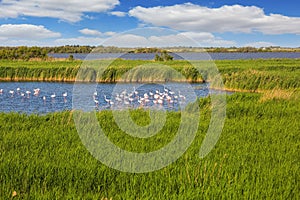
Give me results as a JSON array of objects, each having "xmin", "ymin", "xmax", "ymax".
[
  {"xmin": 144, "ymin": 93, "xmax": 149, "ymax": 99},
  {"xmin": 62, "ymin": 92, "xmax": 67, "ymax": 103},
  {"xmin": 128, "ymin": 97, "xmax": 134, "ymax": 104},
  {"xmin": 133, "ymin": 87, "xmax": 138, "ymax": 95},
  {"xmin": 94, "ymin": 99, "xmax": 99, "ymax": 106},
  {"xmin": 169, "ymin": 91, "xmax": 175, "ymax": 95},
  {"xmin": 0, "ymin": 89, "xmax": 3, "ymax": 94},
  {"xmin": 104, "ymin": 95, "xmax": 110, "ymax": 103},
  {"xmin": 164, "ymin": 86, "xmax": 169, "ymax": 93},
  {"xmin": 26, "ymin": 90, "xmax": 31, "ymax": 98},
  {"xmin": 124, "ymin": 100, "xmax": 130, "ymax": 106},
  {"xmin": 104, "ymin": 95, "xmax": 114, "ymax": 106},
  {"xmin": 121, "ymin": 89, "xmax": 127, "ymax": 96},
  {"xmin": 149, "ymin": 91, "xmax": 154, "ymax": 97},
  {"xmin": 145, "ymin": 98, "xmax": 150, "ymax": 105},
  {"xmin": 115, "ymin": 95, "xmax": 122, "ymax": 103},
  {"xmin": 178, "ymin": 91, "xmax": 186, "ymax": 100},
  {"xmin": 33, "ymin": 88, "xmax": 40, "ymax": 96},
  {"xmin": 9, "ymin": 90, "xmax": 14, "ymax": 97},
  {"xmin": 63, "ymin": 92, "xmax": 67, "ymax": 99},
  {"xmin": 166, "ymin": 95, "xmax": 172, "ymax": 102},
  {"xmin": 158, "ymin": 99, "xmax": 163, "ymax": 105}
]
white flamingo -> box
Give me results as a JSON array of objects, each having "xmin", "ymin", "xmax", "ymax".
[
  {"xmin": 133, "ymin": 87, "xmax": 138, "ymax": 95},
  {"xmin": 26, "ymin": 90, "xmax": 31, "ymax": 98},
  {"xmin": 128, "ymin": 97, "xmax": 134, "ymax": 104},
  {"xmin": 124, "ymin": 100, "xmax": 130, "ymax": 106},
  {"xmin": 94, "ymin": 99, "xmax": 99, "ymax": 106},
  {"xmin": 149, "ymin": 91, "xmax": 154, "ymax": 97},
  {"xmin": 63, "ymin": 92, "xmax": 67, "ymax": 99},
  {"xmin": 9, "ymin": 90, "xmax": 14, "ymax": 97},
  {"xmin": 164, "ymin": 86, "xmax": 169, "ymax": 93},
  {"xmin": 104, "ymin": 95, "xmax": 114, "ymax": 106},
  {"xmin": 178, "ymin": 91, "xmax": 186, "ymax": 100}
]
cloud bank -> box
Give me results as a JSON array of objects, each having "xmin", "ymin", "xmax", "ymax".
[
  {"xmin": 129, "ymin": 3, "xmax": 300, "ymax": 35},
  {"xmin": 0, "ymin": 24, "xmax": 61, "ymax": 39},
  {"xmin": 0, "ymin": 0, "xmax": 120, "ymax": 22}
]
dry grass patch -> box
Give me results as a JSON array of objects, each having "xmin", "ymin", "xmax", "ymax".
[{"xmin": 259, "ymin": 88, "xmax": 295, "ymax": 102}]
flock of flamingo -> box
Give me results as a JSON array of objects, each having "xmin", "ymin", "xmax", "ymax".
[
  {"xmin": 92, "ymin": 86, "xmax": 186, "ymax": 109},
  {"xmin": 0, "ymin": 86, "xmax": 187, "ymax": 110},
  {"xmin": 0, "ymin": 88, "xmax": 67, "ymax": 102}
]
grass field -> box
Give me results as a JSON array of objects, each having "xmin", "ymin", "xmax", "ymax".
[
  {"xmin": 0, "ymin": 58, "xmax": 299, "ymax": 199},
  {"xmin": 0, "ymin": 92, "xmax": 299, "ymax": 199}
]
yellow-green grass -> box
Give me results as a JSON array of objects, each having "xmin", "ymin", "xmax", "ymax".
[
  {"xmin": 0, "ymin": 59, "xmax": 299, "ymax": 91},
  {"xmin": 0, "ymin": 93, "xmax": 299, "ymax": 199}
]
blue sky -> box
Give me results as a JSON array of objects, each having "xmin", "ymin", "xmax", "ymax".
[{"xmin": 0, "ymin": 0, "xmax": 299, "ymax": 47}]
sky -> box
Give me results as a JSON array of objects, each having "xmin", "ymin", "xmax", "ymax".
[{"xmin": 0, "ymin": 0, "xmax": 299, "ymax": 47}]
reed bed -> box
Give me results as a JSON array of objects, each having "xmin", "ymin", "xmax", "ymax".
[{"xmin": 1, "ymin": 59, "xmax": 299, "ymax": 92}]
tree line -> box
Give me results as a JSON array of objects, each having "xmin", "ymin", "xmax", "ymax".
[
  {"xmin": 0, "ymin": 46, "xmax": 95, "ymax": 60},
  {"xmin": 1, "ymin": 45, "xmax": 299, "ymax": 60}
]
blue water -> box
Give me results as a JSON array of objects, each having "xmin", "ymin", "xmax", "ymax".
[
  {"xmin": 49, "ymin": 52, "xmax": 300, "ymax": 60},
  {"xmin": 0, "ymin": 82, "xmax": 221, "ymax": 114}
]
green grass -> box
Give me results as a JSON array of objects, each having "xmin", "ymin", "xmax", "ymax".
[
  {"xmin": 0, "ymin": 93, "xmax": 299, "ymax": 199},
  {"xmin": 0, "ymin": 58, "xmax": 299, "ymax": 91},
  {"xmin": 215, "ymin": 59, "xmax": 300, "ymax": 91}
]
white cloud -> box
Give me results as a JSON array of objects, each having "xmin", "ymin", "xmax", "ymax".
[
  {"xmin": 56, "ymin": 34, "xmax": 151, "ymax": 47},
  {"xmin": 110, "ymin": 11, "xmax": 127, "ymax": 17},
  {"xmin": 244, "ymin": 41, "xmax": 275, "ymax": 48},
  {"xmin": 52, "ymin": 31, "xmax": 234, "ymax": 47},
  {"xmin": 0, "ymin": 24, "xmax": 61, "ymax": 39},
  {"xmin": 0, "ymin": 24, "xmax": 233, "ymax": 47},
  {"xmin": 145, "ymin": 32, "xmax": 235, "ymax": 47},
  {"xmin": 79, "ymin": 28, "xmax": 117, "ymax": 37},
  {"xmin": 129, "ymin": 3, "xmax": 300, "ymax": 35},
  {"xmin": 104, "ymin": 34, "xmax": 150, "ymax": 47},
  {"xmin": 79, "ymin": 28, "xmax": 103, "ymax": 36},
  {"xmin": 0, "ymin": 0, "xmax": 120, "ymax": 22},
  {"xmin": 105, "ymin": 31, "xmax": 117, "ymax": 36},
  {"xmin": 54, "ymin": 37, "xmax": 105, "ymax": 46},
  {"xmin": 0, "ymin": 38, "xmax": 50, "ymax": 46}
]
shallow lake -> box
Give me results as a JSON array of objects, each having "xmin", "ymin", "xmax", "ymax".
[
  {"xmin": 0, "ymin": 82, "xmax": 226, "ymax": 114},
  {"xmin": 49, "ymin": 52, "xmax": 300, "ymax": 60}
]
